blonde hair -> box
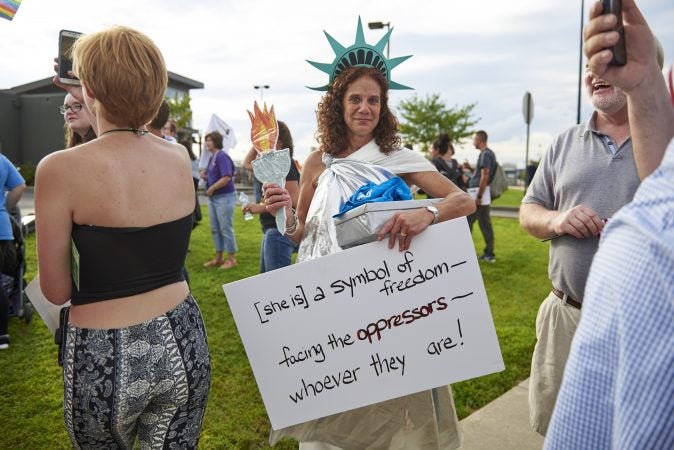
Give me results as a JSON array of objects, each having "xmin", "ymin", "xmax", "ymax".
[
  {"xmin": 72, "ymin": 26, "xmax": 168, "ymax": 127},
  {"xmin": 63, "ymin": 122, "xmax": 96, "ymax": 148}
]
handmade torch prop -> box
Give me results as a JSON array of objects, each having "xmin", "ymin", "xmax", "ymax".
[{"xmin": 248, "ymin": 102, "xmax": 291, "ymax": 234}]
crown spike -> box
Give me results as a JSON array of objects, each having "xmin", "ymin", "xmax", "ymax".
[
  {"xmin": 324, "ymin": 30, "xmax": 347, "ymax": 56},
  {"xmin": 373, "ymin": 28, "xmax": 393, "ymax": 54},
  {"xmin": 307, "ymin": 84, "xmax": 331, "ymax": 91},
  {"xmin": 307, "ymin": 59, "xmax": 334, "ymax": 75},
  {"xmin": 355, "ymin": 16, "xmax": 367, "ymax": 47},
  {"xmin": 387, "ymin": 55, "xmax": 413, "ymax": 70},
  {"xmin": 388, "ymin": 80, "xmax": 413, "ymax": 90}
]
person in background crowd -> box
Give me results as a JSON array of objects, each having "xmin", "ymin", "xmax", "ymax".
[
  {"xmin": 180, "ymin": 139, "xmax": 202, "ymax": 225},
  {"xmin": 242, "ymin": 121, "xmax": 299, "ymax": 273},
  {"xmin": 467, "ymin": 130, "xmax": 497, "ymax": 263},
  {"xmin": 0, "ymin": 155, "xmax": 25, "ymax": 350},
  {"xmin": 525, "ymin": 160, "xmax": 538, "ymax": 189},
  {"xmin": 61, "ymin": 93, "xmax": 96, "ymax": 148},
  {"xmin": 202, "ymin": 130, "xmax": 238, "ymax": 269},
  {"xmin": 162, "ymin": 119, "xmax": 178, "ymax": 143},
  {"xmin": 146, "ymin": 100, "xmax": 171, "ymax": 138},
  {"xmin": 429, "ymin": 132, "xmax": 467, "ymax": 192}
]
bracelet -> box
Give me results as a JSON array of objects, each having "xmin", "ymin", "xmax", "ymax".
[{"xmin": 284, "ymin": 209, "xmax": 299, "ymax": 235}]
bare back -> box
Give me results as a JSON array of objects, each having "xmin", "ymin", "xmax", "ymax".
[
  {"xmin": 35, "ymin": 133, "xmax": 195, "ymax": 326},
  {"xmin": 66, "ymin": 134, "xmax": 194, "ymax": 227}
]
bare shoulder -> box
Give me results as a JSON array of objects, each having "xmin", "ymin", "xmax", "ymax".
[
  {"xmin": 35, "ymin": 148, "xmax": 74, "ymax": 182},
  {"xmin": 138, "ymin": 139, "xmax": 192, "ymax": 175},
  {"xmin": 301, "ymin": 151, "xmax": 326, "ymax": 187},
  {"xmin": 303, "ymin": 150, "xmax": 325, "ymax": 167},
  {"xmin": 34, "ymin": 148, "xmax": 76, "ymax": 215},
  {"xmin": 166, "ymin": 141, "xmax": 192, "ymax": 164}
]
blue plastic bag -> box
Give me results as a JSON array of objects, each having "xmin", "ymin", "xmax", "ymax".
[{"xmin": 334, "ymin": 177, "xmax": 412, "ymax": 218}]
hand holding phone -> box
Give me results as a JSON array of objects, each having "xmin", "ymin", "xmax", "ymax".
[
  {"xmin": 601, "ymin": 0, "xmax": 626, "ymax": 66},
  {"xmin": 58, "ymin": 29, "xmax": 84, "ymax": 85}
]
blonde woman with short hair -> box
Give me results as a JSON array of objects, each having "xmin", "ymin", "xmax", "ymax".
[{"xmin": 36, "ymin": 26, "xmax": 210, "ymax": 448}]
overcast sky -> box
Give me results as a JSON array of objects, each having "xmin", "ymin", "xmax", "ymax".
[{"xmin": 1, "ymin": 0, "xmax": 672, "ymax": 167}]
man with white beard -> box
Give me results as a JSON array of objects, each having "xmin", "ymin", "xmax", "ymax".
[
  {"xmin": 518, "ymin": 43, "xmax": 663, "ymax": 435},
  {"xmin": 544, "ymin": 0, "xmax": 674, "ymax": 445}
]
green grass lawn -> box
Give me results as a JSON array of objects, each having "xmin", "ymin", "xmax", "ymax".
[
  {"xmin": 2, "ymin": 206, "xmax": 549, "ymax": 449},
  {"xmin": 491, "ymin": 186, "xmax": 525, "ymax": 208}
]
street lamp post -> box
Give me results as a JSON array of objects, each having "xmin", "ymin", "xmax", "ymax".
[
  {"xmin": 577, "ymin": 0, "xmax": 585, "ymax": 124},
  {"xmin": 367, "ymin": 21, "xmax": 391, "ymax": 59},
  {"xmin": 254, "ymin": 84, "xmax": 270, "ymax": 102}
]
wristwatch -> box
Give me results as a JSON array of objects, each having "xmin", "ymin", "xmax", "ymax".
[{"xmin": 425, "ymin": 205, "xmax": 439, "ymax": 225}]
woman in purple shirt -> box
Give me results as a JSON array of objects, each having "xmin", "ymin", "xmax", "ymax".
[{"xmin": 203, "ymin": 131, "xmax": 238, "ymax": 269}]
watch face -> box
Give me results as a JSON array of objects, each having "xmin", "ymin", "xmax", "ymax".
[{"xmin": 426, "ymin": 205, "xmax": 439, "ymax": 224}]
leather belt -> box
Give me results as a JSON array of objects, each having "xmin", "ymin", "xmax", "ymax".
[{"xmin": 552, "ymin": 288, "xmax": 582, "ymax": 309}]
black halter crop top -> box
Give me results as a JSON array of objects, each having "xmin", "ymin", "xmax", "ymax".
[{"xmin": 70, "ymin": 213, "xmax": 193, "ymax": 305}]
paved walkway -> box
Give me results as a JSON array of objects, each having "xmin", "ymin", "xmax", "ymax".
[
  {"xmin": 490, "ymin": 205, "xmax": 519, "ymax": 218},
  {"xmin": 459, "ymin": 378, "xmax": 544, "ymax": 449},
  {"xmin": 18, "ymin": 186, "xmax": 34, "ymax": 215}
]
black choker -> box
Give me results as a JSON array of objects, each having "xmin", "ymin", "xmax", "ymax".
[{"xmin": 99, "ymin": 127, "xmax": 148, "ymax": 137}]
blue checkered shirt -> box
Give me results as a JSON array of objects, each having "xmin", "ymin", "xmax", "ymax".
[{"xmin": 545, "ymin": 139, "xmax": 674, "ymax": 449}]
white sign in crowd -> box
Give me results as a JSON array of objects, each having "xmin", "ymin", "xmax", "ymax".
[{"xmin": 223, "ymin": 217, "xmax": 504, "ymax": 430}]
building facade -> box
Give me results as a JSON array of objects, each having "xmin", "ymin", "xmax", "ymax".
[{"xmin": 0, "ymin": 71, "xmax": 203, "ymax": 167}]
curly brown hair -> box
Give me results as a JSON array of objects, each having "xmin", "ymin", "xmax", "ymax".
[{"xmin": 316, "ymin": 67, "xmax": 400, "ymax": 155}]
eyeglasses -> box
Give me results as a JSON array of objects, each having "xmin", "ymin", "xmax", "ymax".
[{"xmin": 59, "ymin": 103, "xmax": 83, "ymax": 115}]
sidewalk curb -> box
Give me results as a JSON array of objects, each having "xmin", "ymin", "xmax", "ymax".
[{"xmin": 458, "ymin": 378, "xmax": 544, "ymax": 450}]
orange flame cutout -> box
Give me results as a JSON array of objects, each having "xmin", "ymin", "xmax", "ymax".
[{"xmin": 247, "ymin": 101, "xmax": 278, "ymax": 154}]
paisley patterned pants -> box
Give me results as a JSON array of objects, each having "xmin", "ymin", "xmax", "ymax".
[{"xmin": 62, "ymin": 294, "xmax": 211, "ymax": 449}]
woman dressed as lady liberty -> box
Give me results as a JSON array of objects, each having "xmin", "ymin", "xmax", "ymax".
[{"xmin": 263, "ymin": 18, "xmax": 475, "ymax": 449}]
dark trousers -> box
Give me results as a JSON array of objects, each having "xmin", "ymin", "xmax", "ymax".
[
  {"xmin": 193, "ymin": 178, "xmax": 202, "ymax": 223},
  {"xmin": 0, "ymin": 287, "xmax": 8, "ymax": 335},
  {"xmin": 0, "ymin": 239, "xmax": 15, "ymax": 335},
  {"xmin": 467, "ymin": 204, "xmax": 494, "ymax": 257}
]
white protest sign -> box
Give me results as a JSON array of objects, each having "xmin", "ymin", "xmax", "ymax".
[
  {"xmin": 468, "ymin": 186, "xmax": 491, "ymax": 205},
  {"xmin": 24, "ymin": 276, "xmax": 70, "ymax": 336},
  {"xmin": 223, "ymin": 217, "xmax": 504, "ymax": 430}
]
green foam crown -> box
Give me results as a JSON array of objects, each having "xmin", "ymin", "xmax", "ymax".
[{"xmin": 307, "ymin": 16, "xmax": 413, "ymax": 91}]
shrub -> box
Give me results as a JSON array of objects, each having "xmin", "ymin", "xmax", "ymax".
[{"xmin": 18, "ymin": 162, "xmax": 36, "ymax": 186}]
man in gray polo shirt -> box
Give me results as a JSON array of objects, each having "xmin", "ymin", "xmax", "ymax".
[{"xmin": 519, "ymin": 63, "xmax": 643, "ymax": 435}]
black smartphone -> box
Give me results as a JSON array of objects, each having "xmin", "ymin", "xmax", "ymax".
[
  {"xmin": 58, "ymin": 29, "xmax": 84, "ymax": 85},
  {"xmin": 601, "ymin": 0, "xmax": 626, "ymax": 66},
  {"xmin": 55, "ymin": 306, "xmax": 70, "ymax": 367}
]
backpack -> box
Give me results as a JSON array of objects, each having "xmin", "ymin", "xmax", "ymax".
[
  {"xmin": 490, "ymin": 162, "xmax": 508, "ymax": 200},
  {"xmin": 432, "ymin": 157, "xmax": 467, "ymax": 191}
]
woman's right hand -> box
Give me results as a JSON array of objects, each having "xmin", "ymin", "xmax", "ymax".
[{"xmin": 262, "ymin": 182, "xmax": 292, "ymax": 217}]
